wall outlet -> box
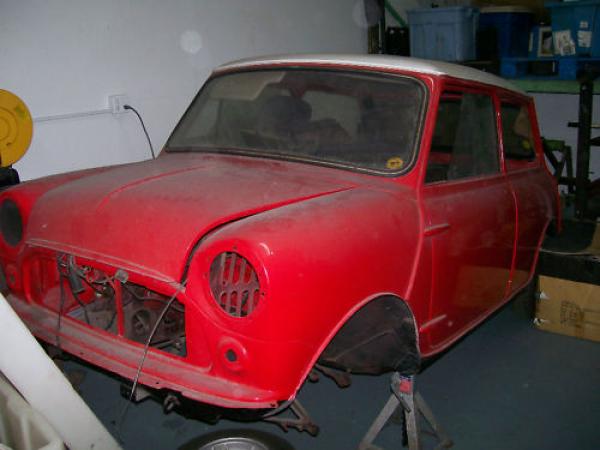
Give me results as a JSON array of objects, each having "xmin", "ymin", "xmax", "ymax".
[{"xmin": 108, "ymin": 94, "xmax": 129, "ymax": 114}]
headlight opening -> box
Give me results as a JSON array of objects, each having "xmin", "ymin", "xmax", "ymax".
[
  {"xmin": 209, "ymin": 252, "xmax": 261, "ymax": 318},
  {"xmin": 0, "ymin": 199, "xmax": 23, "ymax": 247}
]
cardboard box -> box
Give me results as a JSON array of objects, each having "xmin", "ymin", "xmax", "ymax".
[{"xmin": 535, "ymin": 275, "xmax": 600, "ymax": 343}]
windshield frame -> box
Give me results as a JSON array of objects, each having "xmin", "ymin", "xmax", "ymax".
[{"xmin": 165, "ymin": 66, "xmax": 429, "ymax": 177}]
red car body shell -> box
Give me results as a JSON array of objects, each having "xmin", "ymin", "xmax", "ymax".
[{"xmin": 0, "ymin": 59, "xmax": 558, "ymax": 409}]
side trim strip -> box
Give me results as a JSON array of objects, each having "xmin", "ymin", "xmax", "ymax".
[
  {"xmin": 424, "ymin": 223, "xmax": 450, "ymax": 237},
  {"xmin": 419, "ymin": 314, "xmax": 447, "ymax": 333}
]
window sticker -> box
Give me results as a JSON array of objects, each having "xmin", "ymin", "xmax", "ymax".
[
  {"xmin": 553, "ymin": 30, "xmax": 576, "ymax": 56},
  {"xmin": 386, "ymin": 157, "xmax": 404, "ymax": 170},
  {"xmin": 578, "ymin": 30, "xmax": 592, "ymax": 48}
]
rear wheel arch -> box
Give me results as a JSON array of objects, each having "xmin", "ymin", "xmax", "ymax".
[{"xmin": 317, "ymin": 295, "xmax": 421, "ymax": 376}]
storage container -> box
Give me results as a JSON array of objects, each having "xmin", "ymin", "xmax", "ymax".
[
  {"xmin": 536, "ymin": 275, "xmax": 600, "ymax": 342},
  {"xmin": 536, "ymin": 221, "xmax": 600, "ymax": 342},
  {"xmin": 546, "ymin": 0, "xmax": 600, "ymax": 57},
  {"xmin": 407, "ymin": 6, "xmax": 479, "ymax": 61},
  {"xmin": 478, "ymin": 6, "xmax": 534, "ymax": 58}
]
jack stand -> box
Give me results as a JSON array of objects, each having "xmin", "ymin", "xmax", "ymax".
[{"xmin": 358, "ymin": 373, "xmax": 453, "ymax": 450}]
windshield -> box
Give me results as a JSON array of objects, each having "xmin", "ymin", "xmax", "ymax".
[{"xmin": 166, "ymin": 69, "xmax": 425, "ymax": 174}]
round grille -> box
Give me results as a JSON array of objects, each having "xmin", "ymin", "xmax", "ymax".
[
  {"xmin": 209, "ymin": 252, "xmax": 261, "ymax": 318},
  {"xmin": 0, "ymin": 199, "xmax": 23, "ymax": 246}
]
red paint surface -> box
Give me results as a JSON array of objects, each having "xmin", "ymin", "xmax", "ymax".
[{"xmin": 0, "ymin": 64, "xmax": 557, "ymax": 409}]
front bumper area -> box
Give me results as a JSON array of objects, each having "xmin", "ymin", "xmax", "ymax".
[{"xmin": 7, "ymin": 294, "xmax": 279, "ymax": 409}]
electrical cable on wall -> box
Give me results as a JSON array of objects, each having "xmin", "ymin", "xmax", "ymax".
[
  {"xmin": 26, "ymin": 97, "xmax": 157, "ymax": 163},
  {"xmin": 124, "ymin": 105, "xmax": 156, "ymax": 160}
]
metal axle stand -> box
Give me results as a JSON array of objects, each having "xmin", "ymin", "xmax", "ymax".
[{"xmin": 358, "ymin": 373, "xmax": 453, "ymax": 450}]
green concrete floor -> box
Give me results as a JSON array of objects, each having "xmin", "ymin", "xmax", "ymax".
[{"xmin": 64, "ymin": 301, "xmax": 600, "ymax": 450}]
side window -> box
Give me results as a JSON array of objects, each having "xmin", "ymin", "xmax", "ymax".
[
  {"xmin": 426, "ymin": 91, "xmax": 499, "ymax": 183},
  {"xmin": 501, "ymin": 103, "xmax": 536, "ymax": 162}
]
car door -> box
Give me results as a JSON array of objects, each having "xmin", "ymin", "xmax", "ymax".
[
  {"xmin": 499, "ymin": 99, "xmax": 554, "ymax": 293},
  {"xmin": 422, "ymin": 88, "xmax": 516, "ymax": 349}
]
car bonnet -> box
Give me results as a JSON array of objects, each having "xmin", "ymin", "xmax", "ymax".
[{"xmin": 25, "ymin": 153, "xmax": 356, "ymax": 282}]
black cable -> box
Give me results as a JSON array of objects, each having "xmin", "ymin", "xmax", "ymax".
[
  {"xmin": 82, "ymin": 276, "xmax": 114, "ymax": 298},
  {"xmin": 56, "ymin": 274, "xmax": 65, "ymax": 349},
  {"xmin": 116, "ymin": 281, "xmax": 186, "ymax": 437},
  {"xmin": 122, "ymin": 283, "xmax": 185, "ymax": 312},
  {"xmin": 71, "ymin": 289, "xmax": 91, "ymax": 325},
  {"xmin": 55, "ymin": 254, "xmax": 70, "ymax": 349},
  {"xmin": 104, "ymin": 309, "xmax": 117, "ymax": 332},
  {"xmin": 105, "ymin": 284, "xmax": 185, "ymax": 333},
  {"xmin": 124, "ymin": 104, "xmax": 156, "ymax": 160},
  {"xmin": 64, "ymin": 256, "xmax": 92, "ymax": 324}
]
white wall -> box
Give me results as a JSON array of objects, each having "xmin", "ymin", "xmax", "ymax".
[
  {"xmin": 5, "ymin": 1, "xmax": 596, "ymax": 183},
  {"xmin": 0, "ymin": 0, "xmax": 367, "ymax": 180},
  {"xmin": 385, "ymin": 0, "xmax": 419, "ymax": 25}
]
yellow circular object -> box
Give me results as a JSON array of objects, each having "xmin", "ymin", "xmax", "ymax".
[
  {"xmin": 0, "ymin": 90, "xmax": 33, "ymax": 167},
  {"xmin": 386, "ymin": 157, "xmax": 404, "ymax": 170}
]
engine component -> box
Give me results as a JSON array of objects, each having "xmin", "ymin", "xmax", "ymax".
[{"xmin": 53, "ymin": 256, "xmax": 187, "ymax": 356}]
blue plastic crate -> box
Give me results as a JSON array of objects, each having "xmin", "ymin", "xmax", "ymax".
[
  {"xmin": 546, "ymin": 0, "xmax": 600, "ymax": 57},
  {"xmin": 407, "ymin": 6, "xmax": 479, "ymax": 61},
  {"xmin": 479, "ymin": 7, "xmax": 534, "ymax": 58}
]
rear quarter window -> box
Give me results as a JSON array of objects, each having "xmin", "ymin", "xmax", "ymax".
[{"xmin": 501, "ymin": 104, "xmax": 536, "ymax": 162}]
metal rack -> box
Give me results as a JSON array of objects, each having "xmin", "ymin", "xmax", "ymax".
[
  {"xmin": 570, "ymin": 69, "xmax": 600, "ymax": 219},
  {"xmin": 514, "ymin": 69, "xmax": 600, "ymax": 220}
]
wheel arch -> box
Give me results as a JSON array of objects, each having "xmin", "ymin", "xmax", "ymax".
[
  {"xmin": 316, "ymin": 294, "xmax": 421, "ymax": 376},
  {"xmin": 288, "ymin": 294, "xmax": 421, "ymax": 402}
]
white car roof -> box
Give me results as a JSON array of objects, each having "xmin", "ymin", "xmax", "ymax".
[{"xmin": 217, "ymin": 54, "xmax": 525, "ymax": 95}]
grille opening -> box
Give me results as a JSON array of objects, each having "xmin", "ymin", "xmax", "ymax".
[
  {"xmin": 68, "ymin": 281, "xmax": 187, "ymax": 357},
  {"xmin": 30, "ymin": 254, "xmax": 186, "ymax": 357},
  {"xmin": 209, "ymin": 252, "xmax": 261, "ymax": 318}
]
